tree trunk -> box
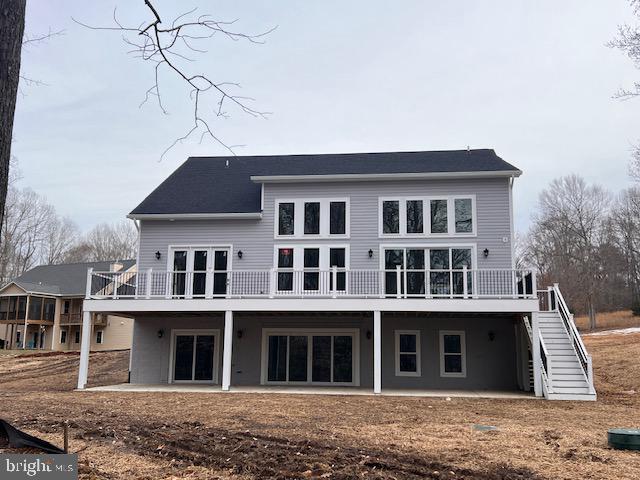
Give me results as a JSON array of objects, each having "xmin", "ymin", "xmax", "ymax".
[
  {"xmin": 587, "ymin": 297, "xmax": 597, "ymax": 330},
  {"xmin": 0, "ymin": 0, "xmax": 26, "ymax": 235}
]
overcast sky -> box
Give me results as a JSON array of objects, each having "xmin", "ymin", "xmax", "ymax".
[{"xmin": 12, "ymin": 0, "xmax": 640, "ymax": 233}]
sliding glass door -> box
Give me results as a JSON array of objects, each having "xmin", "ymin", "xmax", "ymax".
[
  {"xmin": 172, "ymin": 330, "xmax": 218, "ymax": 383},
  {"xmin": 171, "ymin": 247, "xmax": 229, "ymax": 298},
  {"xmin": 264, "ymin": 330, "xmax": 357, "ymax": 385}
]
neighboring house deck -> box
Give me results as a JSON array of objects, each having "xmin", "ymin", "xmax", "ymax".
[
  {"xmin": 0, "ymin": 260, "xmax": 136, "ymax": 352},
  {"xmin": 80, "ymin": 150, "xmax": 596, "ymax": 401}
]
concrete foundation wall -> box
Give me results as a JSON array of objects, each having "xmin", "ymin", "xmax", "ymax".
[{"xmin": 130, "ymin": 313, "xmax": 520, "ymax": 390}]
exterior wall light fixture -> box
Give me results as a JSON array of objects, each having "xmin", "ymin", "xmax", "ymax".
[
  {"xmin": 237, "ymin": 250, "xmax": 243, "ymax": 259},
  {"xmin": 155, "ymin": 251, "xmax": 162, "ymax": 260},
  {"xmin": 483, "ymin": 248, "xmax": 489, "ymax": 258},
  {"xmin": 368, "ymin": 249, "xmax": 374, "ymax": 258}
]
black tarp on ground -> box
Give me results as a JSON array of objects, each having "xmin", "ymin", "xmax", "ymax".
[{"xmin": 0, "ymin": 418, "xmax": 64, "ymax": 454}]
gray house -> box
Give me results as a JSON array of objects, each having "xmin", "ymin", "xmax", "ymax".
[{"xmin": 81, "ymin": 150, "xmax": 595, "ymax": 400}]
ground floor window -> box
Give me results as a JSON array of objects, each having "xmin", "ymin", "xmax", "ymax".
[
  {"xmin": 395, "ymin": 330, "xmax": 421, "ymax": 376},
  {"xmin": 440, "ymin": 330, "xmax": 466, "ymax": 377},
  {"xmin": 262, "ymin": 329, "xmax": 359, "ymax": 385},
  {"xmin": 170, "ymin": 330, "xmax": 219, "ymax": 383},
  {"xmin": 74, "ymin": 330, "xmax": 80, "ymax": 344},
  {"xmin": 60, "ymin": 329, "xmax": 67, "ymax": 344},
  {"xmin": 16, "ymin": 331, "xmax": 21, "ymax": 344},
  {"xmin": 96, "ymin": 330, "xmax": 104, "ymax": 344}
]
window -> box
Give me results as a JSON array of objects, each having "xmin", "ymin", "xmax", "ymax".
[
  {"xmin": 74, "ymin": 330, "xmax": 81, "ymax": 344},
  {"xmin": 96, "ymin": 330, "xmax": 104, "ymax": 345},
  {"xmin": 455, "ymin": 198, "xmax": 473, "ymax": 233},
  {"xmin": 430, "ymin": 199, "xmax": 448, "ymax": 234},
  {"xmin": 382, "ymin": 200, "xmax": 400, "ymax": 234},
  {"xmin": 383, "ymin": 246, "xmax": 474, "ymax": 296},
  {"xmin": 275, "ymin": 199, "xmax": 349, "ymax": 238},
  {"xmin": 28, "ymin": 296, "xmax": 43, "ymax": 320},
  {"xmin": 275, "ymin": 245, "xmax": 349, "ymax": 294},
  {"xmin": 60, "ymin": 330, "xmax": 67, "ymax": 344},
  {"xmin": 395, "ymin": 330, "xmax": 421, "ymax": 376},
  {"xmin": 304, "ymin": 202, "xmax": 320, "ymax": 234},
  {"xmin": 277, "ymin": 248, "xmax": 294, "ymax": 291},
  {"xmin": 278, "ymin": 202, "xmax": 295, "ymax": 235},
  {"xmin": 16, "ymin": 331, "xmax": 21, "ymax": 344},
  {"xmin": 303, "ymin": 248, "xmax": 320, "ymax": 290},
  {"xmin": 63, "ymin": 300, "xmax": 70, "ymax": 315},
  {"xmin": 380, "ymin": 196, "xmax": 475, "ymax": 237},
  {"xmin": 440, "ymin": 331, "xmax": 466, "ymax": 377},
  {"xmin": 330, "ymin": 201, "xmax": 346, "ymax": 235},
  {"xmin": 406, "ymin": 200, "xmax": 423, "ymax": 234},
  {"xmin": 43, "ymin": 299, "xmax": 55, "ymax": 321}
]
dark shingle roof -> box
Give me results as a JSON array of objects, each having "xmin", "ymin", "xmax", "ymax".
[
  {"xmin": 130, "ymin": 149, "xmax": 520, "ymax": 216},
  {"xmin": 1, "ymin": 260, "xmax": 136, "ymax": 297}
]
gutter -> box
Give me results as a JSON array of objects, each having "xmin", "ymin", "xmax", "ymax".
[
  {"xmin": 127, "ymin": 212, "xmax": 263, "ymax": 221},
  {"xmin": 250, "ymin": 170, "xmax": 523, "ymax": 183}
]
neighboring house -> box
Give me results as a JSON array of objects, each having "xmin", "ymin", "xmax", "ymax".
[
  {"xmin": 80, "ymin": 150, "xmax": 596, "ymax": 400},
  {"xmin": 0, "ymin": 261, "xmax": 135, "ymax": 352}
]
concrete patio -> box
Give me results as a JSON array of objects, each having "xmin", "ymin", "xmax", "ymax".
[{"xmin": 83, "ymin": 383, "xmax": 536, "ymax": 399}]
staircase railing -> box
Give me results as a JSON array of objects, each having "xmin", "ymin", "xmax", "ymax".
[
  {"xmin": 549, "ymin": 284, "xmax": 595, "ymax": 394},
  {"xmin": 523, "ymin": 316, "xmax": 553, "ymax": 396}
]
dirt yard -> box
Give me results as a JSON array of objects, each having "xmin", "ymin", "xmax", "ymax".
[{"xmin": 1, "ymin": 334, "xmax": 639, "ymax": 480}]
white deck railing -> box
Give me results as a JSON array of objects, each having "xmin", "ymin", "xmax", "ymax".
[{"xmin": 86, "ymin": 267, "xmax": 537, "ymax": 300}]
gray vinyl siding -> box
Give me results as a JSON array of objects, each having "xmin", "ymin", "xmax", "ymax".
[
  {"xmin": 137, "ymin": 177, "xmax": 513, "ymax": 271},
  {"xmin": 130, "ymin": 313, "xmax": 518, "ymax": 390}
]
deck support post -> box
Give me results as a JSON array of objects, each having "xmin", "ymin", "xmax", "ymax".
[
  {"xmin": 373, "ymin": 310, "xmax": 382, "ymax": 394},
  {"xmin": 531, "ymin": 311, "xmax": 542, "ymax": 397},
  {"xmin": 222, "ymin": 310, "xmax": 233, "ymax": 391},
  {"xmin": 77, "ymin": 311, "xmax": 92, "ymax": 389}
]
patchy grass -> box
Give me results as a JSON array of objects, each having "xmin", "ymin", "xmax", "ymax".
[
  {"xmin": 0, "ymin": 335, "xmax": 639, "ymax": 479},
  {"xmin": 574, "ymin": 310, "xmax": 640, "ymax": 332}
]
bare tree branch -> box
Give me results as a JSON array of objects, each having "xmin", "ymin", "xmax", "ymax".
[{"xmin": 73, "ymin": 1, "xmax": 276, "ymax": 158}]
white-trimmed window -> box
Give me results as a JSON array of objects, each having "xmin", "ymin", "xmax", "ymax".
[
  {"xmin": 274, "ymin": 245, "xmax": 349, "ymax": 293},
  {"xmin": 440, "ymin": 330, "xmax": 466, "ymax": 377},
  {"xmin": 275, "ymin": 199, "xmax": 350, "ymax": 238},
  {"xmin": 395, "ymin": 330, "xmax": 421, "ymax": 376},
  {"xmin": 60, "ymin": 329, "xmax": 67, "ymax": 344},
  {"xmin": 96, "ymin": 330, "xmax": 104, "ymax": 345},
  {"xmin": 379, "ymin": 196, "xmax": 476, "ymax": 237}
]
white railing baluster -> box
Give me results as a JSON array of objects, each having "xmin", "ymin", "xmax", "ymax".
[
  {"xmin": 146, "ymin": 269, "xmax": 152, "ymax": 299},
  {"xmin": 395, "ymin": 265, "xmax": 402, "ymax": 299}
]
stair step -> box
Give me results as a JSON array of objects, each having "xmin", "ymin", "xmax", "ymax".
[
  {"xmin": 551, "ymin": 387, "xmax": 592, "ymax": 394},
  {"xmin": 549, "ymin": 373, "xmax": 587, "ymax": 381}
]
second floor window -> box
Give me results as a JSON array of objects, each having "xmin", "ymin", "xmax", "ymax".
[
  {"xmin": 276, "ymin": 199, "xmax": 349, "ymax": 238},
  {"xmin": 380, "ymin": 196, "xmax": 476, "ymax": 237}
]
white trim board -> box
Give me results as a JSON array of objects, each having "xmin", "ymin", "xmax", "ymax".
[
  {"xmin": 439, "ymin": 330, "xmax": 467, "ymax": 378},
  {"xmin": 84, "ymin": 297, "xmax": 540, "ymax": 313},
  {"xmin": 251, "ymin": 170, "xmax": 522, "ymax": 183},
  {"xmin": 127, "ymin": 213, "xmax": 262, "ymax": 220}
]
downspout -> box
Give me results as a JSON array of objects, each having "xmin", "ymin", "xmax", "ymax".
[{"xmin": 509, "ymin": 175, "xmax": 516, "ymax": 270}]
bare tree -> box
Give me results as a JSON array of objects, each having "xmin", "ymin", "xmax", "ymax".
[
  {"xmin": 42, "ymin": 216, "xmax": 79, "ymax": 264},
  {"xmin": 526, "ymin": 175, "xmax": 611, "ymax": 329},
  {"xmin": 63, "ymin": 221, "xmax": 137, "ymax": 263},
  {"xmin": 74, "ymin": 0, "xmax": 275, "ymax": 158},
  {"xmin": 609, "ymin": 1, "xmax": 640, "ymax": 176}
]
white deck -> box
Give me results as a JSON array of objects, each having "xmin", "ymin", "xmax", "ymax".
[{"xmin": 83, "ymin": 383, "xmax": 536, "ymax": 400}]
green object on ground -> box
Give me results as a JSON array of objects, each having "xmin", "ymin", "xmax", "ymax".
[{"xmin": 608, "ymin": 428, "xmax": 640, "ymax": 451}]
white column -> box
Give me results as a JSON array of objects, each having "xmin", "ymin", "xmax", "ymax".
[
  {"xmin": 222, "ymin": 311, "xmax": 234, "ymax": 391},
  {"xmin": 77, "ymin": 311, "xmax": 92, "ymax": 390},
  {"xmin": 373, "ymin": 311, "xmax": 382, "ymax": 394},
  {"xmin": 23, "ymin": 296, "xmax": 30, "ymax": 349},
  {"xmin": 531, "ymin": 311, "xmax": 542, "ymax": 397}
]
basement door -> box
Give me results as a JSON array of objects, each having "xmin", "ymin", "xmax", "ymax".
[
  {"xmin": 261, "ymin": 328, "xmax": 360, "ymax": 386},
  {"xmin": 170, "ymin": 329, "xmax": 220, "ymax": 383}
]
